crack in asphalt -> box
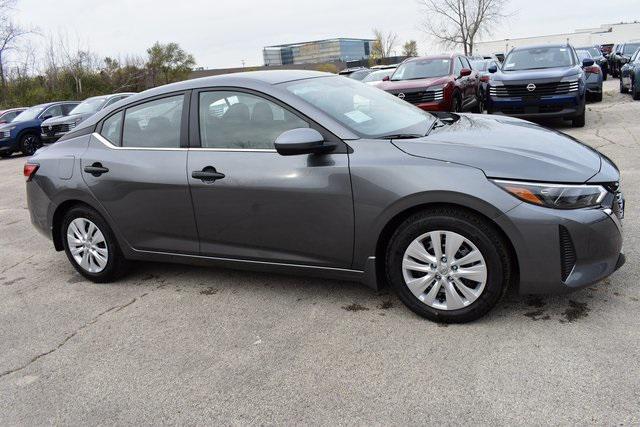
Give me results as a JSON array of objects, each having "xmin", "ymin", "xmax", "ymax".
[
  {"xmin": 0, "ymin": 296, "xmax": 140, "ymax": 379},
  {"xmin": 0, "ymin": 255, "xmax": 35, "ymax": 275}
]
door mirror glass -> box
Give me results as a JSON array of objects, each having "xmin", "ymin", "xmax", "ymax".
[
  {"xmin": 274, "ymin": 128, "xmax": 332, "ymax": 156},
  {"xmin": 488, "ymin": 64, "xmax": 498, "ymax": 73},
  {"xmin": 582, "ymin": 58, "xmax": 595, "ymax": 67},
  {"xmin": 460, "ymin": 68, "xmax": 472, "ymax": 77},
  {"xmin": 382, "ymin": 75, "xmax": 390, "ymax": 81}
]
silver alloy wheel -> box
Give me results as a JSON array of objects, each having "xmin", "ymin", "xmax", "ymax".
[
  {"xmin": 66, "ymin": 218, "xmax": 108, "ymax": 273},
  {"xmin": 401, "ymin": 230, "xmax": 487, "ymax": 310}
]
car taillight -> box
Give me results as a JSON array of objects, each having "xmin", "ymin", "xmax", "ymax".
[
  {"xmin": 585, "ymin": 66, "xmax": 601, "ymax": 74},
  {"xmin": 480, "ymin": 75, "xmax": 490, "ymax": 83},
  {"xmin": 24, "ymin": 163, "xmax": 39, "ymax": 182}
]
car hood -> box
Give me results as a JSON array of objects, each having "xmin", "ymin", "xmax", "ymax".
[
  {"xmin": 377, "ymin": 76, "xmax": 450, "ymax": 91},
  {"xmin": 393, "ymin": 114, "xmax": 602, "ymax": 183},
  {"xmin": 0, "ymin": 119, "xmax": 39, "ymax": 131},
  {"xmin": 41, "ymin": 113, "xmax": 89, "ymax": 126},
  {"xmin": 493, "ymin": 66, "xmax": 580, "ymax": 83}
]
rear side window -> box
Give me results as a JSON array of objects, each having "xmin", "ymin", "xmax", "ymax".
[
  {"xmin": 122, "ymin": 95, "xmax": 183, "ymax": 148},
  {"xmin": 100, "ymin": 112, "xmax": 123, "ymax": 146}
]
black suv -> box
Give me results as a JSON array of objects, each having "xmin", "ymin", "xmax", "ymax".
[{"xmin": 609, "ymin": 41, "xmax": 640, "ymax": 78}]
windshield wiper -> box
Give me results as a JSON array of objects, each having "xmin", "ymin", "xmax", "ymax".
[{"xmin": 375, "ymin": 133, "xmax": 424, "ymax": 140}]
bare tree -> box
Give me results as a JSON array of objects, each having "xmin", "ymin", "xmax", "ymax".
[
  {"xmin": 372, "ymin": 28, "xmax": 399, "ymax": 59},
  {"xmin": 56, "ymin": 31, "xmax": 100, "ymax": 95},
  {"xmin": 0, "ymin": 0, "xmax": 31, "ymax": 99},
  {"xmin": 418, "ymin": 0, "xmax": 510, "ymax": 55}
]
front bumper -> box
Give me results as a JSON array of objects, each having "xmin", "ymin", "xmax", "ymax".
[
  {"xmin": 497, "ymin": 202, "xmax": 624, "ymax": 295},
  {"xmin": 0, "ymin": 137, "xmax": 16, "ymax": 152},
  {"xmin": 487, "ymin": 93, "xmax": 583, "ymax": 119},
  {"xmin": 40, "ymin": 132, "xmax": 67, "ymax": 143}
]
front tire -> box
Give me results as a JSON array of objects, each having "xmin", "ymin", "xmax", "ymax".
[
  {"xmin": 620, "ymin": 77, "xmax": 629, "ymax": 94},
  {"xmin": 19, "ymin": 133, "xmax": 41, "ymax": 156},
  {"xmin": 62, "ymin": 205, "xmax": 128, "ymax": 283},
  {"xmin": 451, "ymin": 92, "xmax": 462, "ymax": 113},
  {"xmin": 385, "ymin": 208, "xmax": 512, "ymax": 323},
  {"xmin": 632, "ymin": 78, "xmax": 640, "ymax": 101},
  {"xmin": 572, "ymin": 107, "xmax": 586, "ymax": 127}
]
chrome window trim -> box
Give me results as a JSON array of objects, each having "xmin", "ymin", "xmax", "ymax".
[{"xmin": 92, "ymin": 132, "xmax": 277, "ymax": 153}]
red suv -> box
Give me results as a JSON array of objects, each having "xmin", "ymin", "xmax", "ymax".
[{"xmin": 377, "ymin": 54, "xmax": 482, "ymax": 113}]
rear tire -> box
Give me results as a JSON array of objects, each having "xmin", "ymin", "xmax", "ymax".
[
  {"xmin": 385, "ymin": 208, "xmax": 512, "ymax": 323},
  {"xmin": 19, "ymin": 133, "xmax": 41, "ymax": 156},
  {"xmin": 451, "ymin": 92, "xmax": 462, "ymax": 113},
  {"xmin": 61, "ymin": 205, "xmax": 129, "ymax": 283},
  {"xmin": 473, "ymin": 92, "xmax": 484, "ymax": 113},
  {"xmin": 594, "ymin": 91, "xmax": 603, "ymax": 102}
]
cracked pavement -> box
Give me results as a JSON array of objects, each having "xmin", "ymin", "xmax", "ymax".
[{"xmin": 1, "ymin": 79, "xmax": 639, "ymax": 424}]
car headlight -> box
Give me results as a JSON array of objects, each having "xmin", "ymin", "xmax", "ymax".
[
  {"xmin": 6, "ymin": 125, "xmax": 16, "ymax": 131},
  {"xmin": 426, "ymin": 84, "xmax": 445, "ymax": 91},
  {"xmin": 561, "ymin": 75, "xmax": 580, "ymax": 83},
  {"xmin": 493, "ymin": 180, "xmax": 607, "ymax": 209}
]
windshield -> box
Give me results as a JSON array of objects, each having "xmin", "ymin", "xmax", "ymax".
[
  {"xmin": 391, "ymin": 58, "xmax": 451, "ymax": 81},
  {"xmin": 362, "ymin": 69, "xmax": 395, "ymax": 83},
  {"xmin": 13, "ymin": 105, "xmax": 45, "ymax": 122},
  {"xmin": 623, "ymin": 43, "xmax": 640, "ymax": 55},
  {"xmin": 576, "ymin": 50, "xmax": 592, "ymax": 61},
  {"xmin": 348, "ymin": 69, "xmax": 372, "ymax": 81},
  {"xmin": 70, "ymin": 96, "xmax": 108, "ymax": 115},
  {"xmin": 586, "ymin": 47, "xmax": 601, "ymax": 57},
  {"xmin": 503, "ymin": 47, "xmax": 574, "ymax": 71},
  {"xmin": 470, "ymin": 60, "xmax": 489, "ymax": 71},
  {"xmin": 283, "ymin": 76, "xmax": 435, "ymax": 138}
]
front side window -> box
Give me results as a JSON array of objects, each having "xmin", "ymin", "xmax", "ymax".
[
  {"xmin": 503, "ymin": 47, "xmax": 574, "ymax": 71},
  {"xmin": 199, "ymin": 91, "xmax": 309, "ymax": 149},
  {"xmin": 576, "ymin": 50, "xmax": 592, "ymax": 61},
  {"xmin": 100, "ymin": 111, "xmax": 123, "ymax": 146},
  {"xmin": 42, "ymin": 105, "xmax": 63, "ymax": 119},
  {"xmin": 284, "ymin": 76, "xmax": 435, "ymax": 138},
  {"xmin": 122, "ymin": 95, "xmax": 183, "ymax": 148},
  {"xmin": 391, "ymin": 58, "xmax": 451, "ymax": 81}
]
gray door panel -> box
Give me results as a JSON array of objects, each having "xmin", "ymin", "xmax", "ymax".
[
  {"xmin": 81, "ymin": 136, "xmax": 198, "ymax": 253},
  {"xmin": 187, "ymin": 150, "xmax": 354, "ymax": 267}
]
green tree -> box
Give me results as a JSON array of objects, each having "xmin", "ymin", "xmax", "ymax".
[
  {"xmin": 146, "ymin": 42, "xmax": 196, "ymax": 86},
  {"xmin": 402, "ymin": 40, "xmax": 418, "ymax": 57}
]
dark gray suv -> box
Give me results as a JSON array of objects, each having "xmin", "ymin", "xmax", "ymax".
[{"xmin": 25, "ymin": 71, "xmax": 625, "ymax": 323}]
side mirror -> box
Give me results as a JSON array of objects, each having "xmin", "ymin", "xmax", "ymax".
[
  {"xmin": 460, "ymin": 68, "xmax": 472, "ymax": 77},
  {"xmin": 274, "ymin": 128, "xmax": 334, "ymax": 156},
  {"xmin": 582, "ymin": 58, "xmax": 595, "ymax": 67},
  {"xmin": 382, "ymin": 75, "xmax": 390, "ymax": 81},
  {"xmin": 621, "ymin": 57, "xmax": 629, "ymax": 64},
  {"xmin": 488, "ymin": 65, "xmax": 498, "ymax": 73}
]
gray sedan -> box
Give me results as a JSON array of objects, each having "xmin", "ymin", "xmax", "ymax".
[{"xmin": 25, "ymin": 70, "xmax": 625, "ymax": 323}]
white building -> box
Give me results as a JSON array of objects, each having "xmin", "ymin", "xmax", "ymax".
[{"xmin": 475, "ymin": 21, "xmax": 640, "ymax": 56}]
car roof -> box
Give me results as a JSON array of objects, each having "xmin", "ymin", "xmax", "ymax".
[
  {"xmin": 405, "ymin": 54, "xmax": 457, "ymax": 62},
  {"xmin": 511, "ymin": 44, "xmax": 571, "ymax": 51}
]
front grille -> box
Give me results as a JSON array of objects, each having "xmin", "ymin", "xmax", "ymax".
[
  {"xmin": 495, "ymin": 103, "xmax": 570, "ymax": 115},
  {"xmin": 490, "ymin": 81, "xmax": 579, "ymax": 97},
  {"xmin": 559, "ymin": 225, "xmax": 577, "ymax": 282},
  {"xmin": 393, "ymin": 89, "xmax": 444, "ymax": 104},
  {"xmin": 41, "ymin": 123, "xmax": 74, "ymax": 135}
]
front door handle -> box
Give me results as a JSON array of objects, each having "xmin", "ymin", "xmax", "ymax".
[
  {"xmin": 192, "ymin": 166, "xmax": 225, "ymax": 182},
  {"xmin": 84, "ymin": 162, "xmax": 109, "ymax": 177}
]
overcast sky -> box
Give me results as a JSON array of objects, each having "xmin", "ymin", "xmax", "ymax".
[{"xmin": 13, "ymin": 0, "xmax": 639, "ymax": 69}]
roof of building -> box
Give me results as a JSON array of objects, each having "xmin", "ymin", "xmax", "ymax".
[{"xmin": 264, "ymin": 38, "xmax": 375, "ymax": 49}]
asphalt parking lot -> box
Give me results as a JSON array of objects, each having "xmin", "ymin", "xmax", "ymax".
[{"xmin": 1, "ymin": 79, "xmax": 639, "ymax": 424}]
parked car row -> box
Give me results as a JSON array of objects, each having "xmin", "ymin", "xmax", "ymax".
[
  {"xmin": 349, "ymin": 44, "xmax": 606, "ymax": 128},
  {"xmin": 0, "ymin": 92, "xmax": 134, "ymax": 158}
]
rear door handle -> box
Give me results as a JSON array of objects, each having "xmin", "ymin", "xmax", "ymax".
[
  {"xmin": 84, "ymin": 163, "xmax": 109, "ymax": 177},
  {"xmin": 192, "ymin": 166, "xmax": 225, "ymax": 182}
]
